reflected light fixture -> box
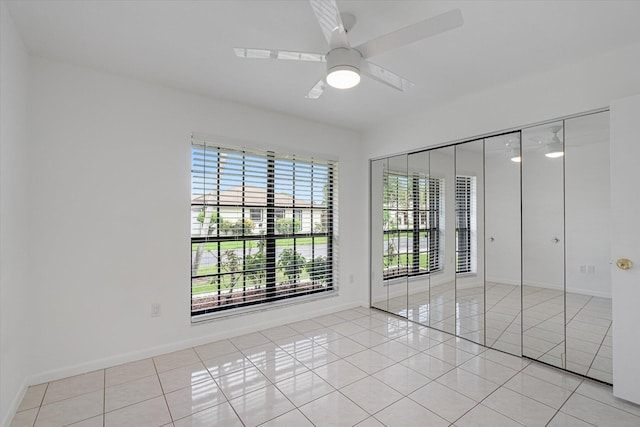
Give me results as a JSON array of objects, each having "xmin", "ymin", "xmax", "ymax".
[
  {"xmin": 506, "ymin": 139, "xmax": 521, "ymax": 162},
  {"xmin": 326, "ymin": 47, "xmax": 361, "ymax": 90},
  {"xmin": 545, "ymin": 126, "xmax": 564, "ymax": 158}
]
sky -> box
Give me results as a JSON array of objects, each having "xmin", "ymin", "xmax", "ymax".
[{"xmin": 191, "ymin": 147, "xmax": 330, "ymax": 205}]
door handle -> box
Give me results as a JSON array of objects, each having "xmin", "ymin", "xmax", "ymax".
[{"xmin": 616, "ymin": 258, "xmax": 633, "ymax": 270}]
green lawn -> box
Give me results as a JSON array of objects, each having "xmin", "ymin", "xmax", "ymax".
[
  {"xmin": 384, "ymin": 253, "xmax": 430, "ymax": 269},
  {"xmin": 192, "ymin": 236, "xmax": 327, "ymax": 252}
]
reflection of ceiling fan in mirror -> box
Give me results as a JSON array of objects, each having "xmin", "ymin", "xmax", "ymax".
[
  {"xmin": 528, "ymin": 125, "xmax": 564, "ymax": 159},
  {"xmin": 545, "ymin": 126, "xmax": 564, "ymax": 158},
  {"xmin": 234, "ymin": 0, "xmax": 464, "ymax": 98}
]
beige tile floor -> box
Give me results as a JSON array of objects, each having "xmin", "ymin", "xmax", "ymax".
[
  {"xmin": 11, "ymin": 307, "xmax": 637, "ymax": 427},
  {"xmin": 375, "ymin": 282, "xmax": 613, "ymax": 383}
]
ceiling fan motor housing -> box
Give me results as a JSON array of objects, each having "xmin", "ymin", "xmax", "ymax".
[{"xmin": 326, "ymin": 47, "xmax": 362, "ymax": 75}]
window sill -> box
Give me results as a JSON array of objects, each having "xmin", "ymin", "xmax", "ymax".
[{"xmin": 191, "ymin": 289, "xmax": 339, "ymax": 324}]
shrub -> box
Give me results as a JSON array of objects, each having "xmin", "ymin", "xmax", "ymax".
[
  {"xmin": 307, "ymin": 256, "xmax": 329, "ymax": 284},
  {"xmin": 229, "ymin": 218, "xmax": 255, "ymax": 235},
  {"xmin": 276, "ymin": 218, "xmax": 301, "ymax": 235},
  {"xmin": 277, "ymin": 248, "xmax": 306, "ymax": 282}
]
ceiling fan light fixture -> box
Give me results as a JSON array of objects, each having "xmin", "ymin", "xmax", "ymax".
[
  {"xmin": 325, "ymin": 47, "xmax": 362, "ymax": 90},
  {"xmin": 545, "ymin": 126, "xmax": 564, "ymax": 158},
  {"xmin": 327, "ymin": 65, "xmax": 360, "ymax": 89},
  {"xmin": 545, "ymin": 147, "xmax": 564, "ymax": 158}
]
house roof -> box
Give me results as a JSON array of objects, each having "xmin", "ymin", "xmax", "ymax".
[{"xmin": 192, "ymin": 185, "xmax": 320, "ymax": 208}]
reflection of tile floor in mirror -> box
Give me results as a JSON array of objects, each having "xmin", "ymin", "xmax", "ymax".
[
  {"xmin": 373, "ymin": 282, "xmax": 612, "ymax": 383},
  {"xmin": 11, "ymin": 307, "xmax": 635, "ymax": 427}
]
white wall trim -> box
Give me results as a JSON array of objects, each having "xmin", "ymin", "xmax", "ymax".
[
  {"xmin": 26, "ymin": 301, "xmax": 360, "ymax": 386},
  {"xmin": 1, "ymin": 378, "xmax": 29, "ymax": 427}
]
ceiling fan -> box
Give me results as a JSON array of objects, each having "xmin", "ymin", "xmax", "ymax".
[{"xmin": 234, "ymin": 0, "xmax": 463, "ymax": 98}]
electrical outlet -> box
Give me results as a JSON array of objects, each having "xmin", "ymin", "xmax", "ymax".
[
  {"xmin": 151, "ymin": 303, "xmax": 161, "ymax": 317},
  {"xmin": 588, "ymin": 265, "xmax": 595, "ymax": 274},
  {"xmin": 580, "ymin": 265, "xmax": 587, "ymax": 274}
]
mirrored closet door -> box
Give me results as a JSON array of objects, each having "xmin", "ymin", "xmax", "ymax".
[
  {"xmin": 485, "ymin": 132, "xmax": 522, "ymax": 356},
  {"xmin": 428, "ymin": 146, "xmax": 456, "ymax": 335},
  {"xmin": 371, "ymin": 155, "xmax": 410, "ymax": 317},
  {"xmin": 370, "ymin": 110, "xmax": 612, "ymax": 383},
  {"xmin": 522, "ymin": 120, "xmax": 566, "ymax": 369},
  {"xmin": 564, "ymin": 112, "xmax": 612, "ymax": 383},
  {"xmin": 406, "ymin": 151, "xmax": 431, "ymax": 324},
  {"xmin": 455, "ymin": 140, "xmax": 485, "ymax": 345}
]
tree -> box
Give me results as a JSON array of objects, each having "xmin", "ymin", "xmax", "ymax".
[
  {"xmin": 277, "ymin": 249, "xmax": 306, "ymax": 282},
  {"xmin": 219, "ymin": 218, "xmax": 234, "ymax": 235},
  {"xmin": 245, "ymin": 251, "xmax": 266, "ymax": 286},
  {"xmin": 197, "ymin": 210, "xmax": 218, "ymax": 235},
  {"xmin": 192, "ymin": 209, "xmax": 218, "ymax": 276},
  {"xmin": 220, "ymin": 249, "xmax": 241, "ymax": 295}
]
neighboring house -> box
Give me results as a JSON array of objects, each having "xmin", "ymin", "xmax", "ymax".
[{"xmin": 191, "ymin": 185, "xmax": 326, "ymax": 236}]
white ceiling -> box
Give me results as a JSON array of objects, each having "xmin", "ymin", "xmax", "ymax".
[{"xmin": 6, "ymin": 0, "xmax": 640, "ymax": 131}]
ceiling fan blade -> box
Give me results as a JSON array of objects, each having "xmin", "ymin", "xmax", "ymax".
[
  {"xmin": 306, "ymin": 79, "xmax": 327, "ymax": 99},
  {"xmin": 234, "ymin": 48, "xmax": 325, "ymax": 62},
  {"xmin": 361, "ymin": 61, "xmax": 414, "ymax": 92},
  {"xmin": 355, "ymin": 9, "xmax": 463, "ymax": 59},
  {"xmin": 309, "ymin": 0, "xmax": 349, "ymax": 48}
]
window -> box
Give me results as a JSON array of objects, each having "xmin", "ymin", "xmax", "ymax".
[
  {"xmin": 456, "ymin": 176, "xmax": 475, "ymax": 274},
  {"xmin": 250, "ymin": 208, "xmax": 262, "ymax": 222},
  {"xmin": 191, "ymin": 138, "xmax": 337, "ymax": 319},
  {"xmin": 382, "ymin": 170, "xmax": 475, "ymax": 280},
  {"xmin": 383, "ymin": 171, "xmax": 441, "ymax": 279}
]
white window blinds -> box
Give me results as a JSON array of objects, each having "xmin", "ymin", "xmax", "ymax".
[
  {"xmin": 191, "ymin": 137, "xmax": 338, "ymax": 318},
  {"xmin": 383, "ymin": 170, "xmax": 442, "ymax": 279},
  {"xmin": 456, "ymin": 176, "xmax": 475, "ymax": 274}
]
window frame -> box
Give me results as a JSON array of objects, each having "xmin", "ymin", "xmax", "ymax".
[
  {"xmin": 455, "ymin": 175, "xmax": 475, "ymax": 274},
  {"xmin": 382, "ymin": 170, "xmax": 475, "ymax": 281},
  {"xmin": 191, "ymin": 141, "xmax": 338, "ymax": 320},
  {"xmin": 250, "ymin": 208, "xmax": 263, "ymax": 222}
]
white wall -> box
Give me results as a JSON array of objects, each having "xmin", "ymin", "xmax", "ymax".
[
  {"xmin": 23, "ymin": 57, "xmax": 366, "ymax": 387},
  {"xmin": 0, "ymin": 4, "xmax": 32, "ymax": 425}
]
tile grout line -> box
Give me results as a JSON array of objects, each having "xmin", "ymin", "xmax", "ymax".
[
  {"xmin": 31, "ymin": 382, "xmax": 48, "ymax": 427},
  {"xmin": 12, "ymin": 308, "xmax": 627, "ymax": 426},
  {"xmin": 152, "ymin": 350, "xmax": 178, "ymax": 426},
  {"xmin": 445, "ymin": 355, "xmax": 532, "ymax": 427}
]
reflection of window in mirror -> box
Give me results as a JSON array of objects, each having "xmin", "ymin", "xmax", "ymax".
[
  {"xmin": 383, "ymin": 170, "xmax": 445, "ymax": 278},
  {"xmin": 456, "ymin": 175, "xmax": 476, "ymax": 275}
]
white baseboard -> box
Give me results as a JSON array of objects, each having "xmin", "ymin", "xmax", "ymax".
[
  {"xmin": 566, "ymin": 286, "xmax": 611, "ymax": 299},
  {"xmin": 486, "ymin": 277, "xmax": 521, "ymax": 287},
  {"xmin": 25, "ymin": 300, "xmax": 361, "ymax": 387},
  {"xmin": 523, "ymin": 280, "xmax": 611, "ymax": 299},
  {"xmin": 2, "ymin": 377, "xmax": 30, "ymax": 427}
]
